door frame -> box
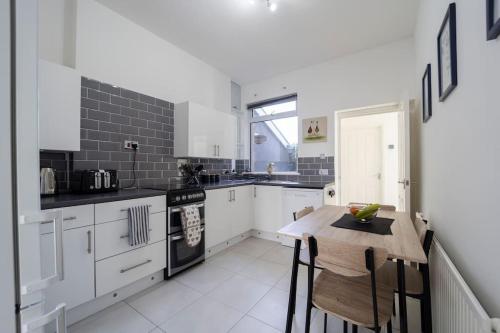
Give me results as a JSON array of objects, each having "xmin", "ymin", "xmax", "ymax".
[{"xmin": 334, "ymin": 102, "xmax": 405, "ymax": 208}]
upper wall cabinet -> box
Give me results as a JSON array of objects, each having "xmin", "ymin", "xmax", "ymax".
[
  {"xmin": 174, "ymin": 101, "xmax": 236, "ymax": 159},
  {"xmin": 39, "ymin": 60, "xmax": 81, "ymax": 151}
]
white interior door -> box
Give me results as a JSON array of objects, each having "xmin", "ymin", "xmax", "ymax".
[
  {"xmin": 398, "ymin": 101, "xmax": 411, "ymax": 212},
  {"xmin": 340, "ymin": 127, "xmax": 383, "ymax": 205}
]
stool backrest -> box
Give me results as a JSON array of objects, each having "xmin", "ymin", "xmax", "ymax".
[
  {"xmin": 303, "ymin": 233, "xmax": 388, "ymax": 277},
  {"xmin": 293, "ymin": 206, "xmax": 314, "ymax": 221}
]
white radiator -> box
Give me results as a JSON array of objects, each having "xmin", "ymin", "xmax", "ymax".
[{"xmin": 429, "ymin": 239, "xmax": 499, "ymax": 333}]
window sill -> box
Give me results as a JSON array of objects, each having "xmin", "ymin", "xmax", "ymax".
[{"xmin": 244, "ymin": 171, "xmax": 300, "ymax": 176}]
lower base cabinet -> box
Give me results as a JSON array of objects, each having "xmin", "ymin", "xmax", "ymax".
[
  {"xmin": 254, "ymin": 185, "xmax": 283, "ymax": 233},
  {"xmin": 43, "ymin": 225, "xmax": 95, "ymax": 310}
]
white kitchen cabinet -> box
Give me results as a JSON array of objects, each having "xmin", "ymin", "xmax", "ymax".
[
  {"xmin": 39, "ymin": 60, "xmax": 81, "ymax": 151},
  {"xmin": 254, "ymin": 185, "xmax": 283, "ymax": 233},
  {"xmin": 281, "ymin": 188, "xmax": 323, "ymax": 246},
  {"xmin": 41, "ymin": 225, "xmax": 95, "ymax": 310},
  {"xmin": 231, "ymin": 186, "xmax": 254, "ymax": 236},
  {"xmin": 205, "ymin": 188, "xmax": 233, "ymax": 249},
  {"xmin": 174, "ymin": 101, "xmax": 236, "ymax": 159}
]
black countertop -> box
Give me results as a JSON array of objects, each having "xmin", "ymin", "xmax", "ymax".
[
  {"xmin": 41, "ymin": 180, "xmax": 330, "ymax": 209},
  {"xmin": 41, "ymin": 188, "xmax": 167, "ymax": 210}
]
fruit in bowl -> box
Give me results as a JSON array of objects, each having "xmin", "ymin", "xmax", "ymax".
[{"xmin": 350, "ymin": 204, "xmax": 381, "ymax": 223}]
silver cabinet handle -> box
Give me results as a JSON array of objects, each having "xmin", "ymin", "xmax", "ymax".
[
  {"xmin": 228, "ymin": 190, "xmax": 232, "ymax": 202},
  {"xmin": 120, "ymin": 259, "xmax": 152, "ymax": 273},
  {"xmin": 19, "ymin": 210, "xmax": 64, "ymax": 295},
  {"xmin": 120, "ymin": 228, "xmax": 152, "ymax": 239},
  {"xmin": 87, "ymin": 230, "xmax": 92, "ymax": 254},
  {"xmin": 254, "ymin": 187, "xmax": 257, "ymax": 198},
  {"xmin": 217, "ymin": 145, "xmax": 220, "ymax": 157},
  {"xmin": 232, "ymin": 190, "xmax": 236, "ymax": 201},
  {"xmin": 21, "ymin": 303, "xmax": 66, "ymax": 333},
  {"xmin": 120, "ymin": 204, "xmax": 152, "ymax": 212},
  {"xmin": 63, "ymin": 216, "xmax": 77, "ymax": 221},
  {"xmin": 214, "ymin": 145, "xmax": 217, "ymax": 156}
]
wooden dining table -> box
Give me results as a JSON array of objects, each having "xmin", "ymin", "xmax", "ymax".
[{"xmin": 277, "ymin": 205, "xmax": 427, "ymax": 333}]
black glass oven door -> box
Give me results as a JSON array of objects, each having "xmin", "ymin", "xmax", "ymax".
[{"xmin": 168, "ymin": 229, "xmax": 205, "ymax": 274}]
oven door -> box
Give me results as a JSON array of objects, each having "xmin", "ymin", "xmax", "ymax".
[
  {"xmin": 168, "ymin": 227, "xmax": 205, "ymax": 277},
  {"xmin": 168, "ymin": 202, "xmax": 205, "ymax": 234}
]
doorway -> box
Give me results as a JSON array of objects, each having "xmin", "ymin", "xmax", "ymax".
[{"xmin": 335, "ymin": 103, "xmax": 408, "ymax": 211}]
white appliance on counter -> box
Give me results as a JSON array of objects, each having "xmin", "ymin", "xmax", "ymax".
[
  {"xmin": 8, "ymin": 2, "xmax": 68, "ymax": 331},
  {"xmin": 281, "ymin": 188, "xmax": 324, "ymax": 247}
]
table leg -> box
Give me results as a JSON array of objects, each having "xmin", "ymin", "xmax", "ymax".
[
  {"xmin": 397, "ymin": 259, "xmax": 408, "ymax": 333},
  {"xmin": 285, "ymin": 239, "xmax": 301, "ymax": 333}
]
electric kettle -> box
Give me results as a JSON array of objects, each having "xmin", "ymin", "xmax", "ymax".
[{"xmin": 40, "ymin": 167, "xmax": 57, "ymax": 195}]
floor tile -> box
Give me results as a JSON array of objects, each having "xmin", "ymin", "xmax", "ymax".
[
  {"xmin": 259, "ymin": 244, "xmax": 294, "ymax": 265},
  {"xmin": 208, "ymin": 250, "xmax": 256, "ymax": 273},
  {"xmin": 239, "ymin": 258, "xmax": 289, "ymax": 286},
  {"xmin": 68, "ymin": 302, "xmax": 156, "ymax": 333},
  {"xmin": 229, "ymin": 316, "xmax": 281, "ymax": 333},
  {"xmin": 160, "ymin": 297, "xmax": 244, "ymax": 333},
  {"xmin": 230, "ymin": 237, "xmax": 279, "ymax": 258},
  {"xmin": 248, "ymin": 287, "xmax": 316, "ymax": 332},
  {"xmin": 175, "ymin": 261, "xmax": 235, "ymax": 294},
  {"xmin": 207, "ymin": 274, "xmax": 272, "ymax": 313},
  {"xmin": 310, "ymin": 312, "xmax": 398, "ymax": 333},
  {"xmin": 126, "ymin": 280, "xmax": 202, "ymax": 325}
]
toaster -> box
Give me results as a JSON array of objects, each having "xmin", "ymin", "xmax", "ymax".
[{"xmin": 71, "ymin": 169, "xmax": 119, "ymax": 194}]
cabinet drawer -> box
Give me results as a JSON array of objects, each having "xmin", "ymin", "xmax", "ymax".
[
  {"xmin": 95, "ymin": 240, "xmax": 166, "ymax": 297},
  {"xmin": 95, "ymin": 196, "xmax": 166, "ymax": 224},
  {"xmin": 62, "ymin": 205, "xmax": 94, "ymax": 230},
  {"xmin": 95, "ymin": 212, "xmax": 166, "ymax": 261}
]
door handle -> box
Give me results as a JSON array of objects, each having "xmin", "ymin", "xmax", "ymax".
[
  {"xmin": 21, "ymin": 303, "xmax": 66, "ymax": 333},
  {"xmin": 120, "ymin": 259, "xmax": 152, "ymax": 273},
  {"xmin": 87, "ymin": 230, "xmax": 92, "ymax": 254},
  {"xmin": 19, "ymin": 210, "xmax": 64, "ymax": 295}
]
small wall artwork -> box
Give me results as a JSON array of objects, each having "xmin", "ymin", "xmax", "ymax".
[{"xmin": 302, "ymin": 117, "xmax": 327, "ymax": 143}]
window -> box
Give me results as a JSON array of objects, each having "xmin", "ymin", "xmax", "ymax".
[{"xmin": 249, "ymin": 95, "xmax": 298, "ymax": 172}]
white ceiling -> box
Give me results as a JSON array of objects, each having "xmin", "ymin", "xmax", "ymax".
[{"xmin": 96, "ymin": 0, "xmax": 419, "ymax": 84}]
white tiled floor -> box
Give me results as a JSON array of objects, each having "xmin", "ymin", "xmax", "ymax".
[{"xmin": 69, "ymin": 237, "xmax": 405, "ymax": 333}]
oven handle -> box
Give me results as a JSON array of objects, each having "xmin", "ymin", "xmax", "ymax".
[
  {"xmin": 171, "ymin": 227, "xmax": 205, "ymax": 241},
  {"xmin": 170, "ymin": 203, "xmax": 205, "ymax": 213}
]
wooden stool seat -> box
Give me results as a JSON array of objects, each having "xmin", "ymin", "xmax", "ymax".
[
  {"xmin": 376, "ymin": 262, "xmax": 423, "ymax": 295},
  {"xmin": 313, "ymin": 270, "xmax": 394, "ymax": 328}
]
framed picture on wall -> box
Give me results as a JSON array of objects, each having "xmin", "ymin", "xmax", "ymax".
[
  {"xmin": 422, "ymin": 64, "xmax": 432, "ymax": 123},
  {"xmin": 302, "ymin": 116, "xmax": 327, "ymax": 143},
  {"xmin": 487, "ymin": 0, "xmax": 500, "ymax": 40},
  {"xmin": 437, "ymin": 3, "xmax": 458, "ymax": 102}
]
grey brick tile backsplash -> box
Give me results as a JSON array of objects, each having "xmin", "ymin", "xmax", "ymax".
[{"xmin": 41, "ymin": 76, "xmax": 232, "ymax": 189}]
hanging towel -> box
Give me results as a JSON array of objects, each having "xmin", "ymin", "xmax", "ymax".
[
  {"xmin": 128, "ymin": 205, "xmax": 151, "ymax": 246},
  {"xmin": 180, "ymin": 205, "xmax": 202, "ymax": 247}
]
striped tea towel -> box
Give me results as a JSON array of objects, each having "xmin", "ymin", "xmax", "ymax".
[
  {"xmin": 128, "ymin": 205, "xmax": 151, "ymax": 246},
  {"xmin": 180, "ymin": 205, "xmax": 202, "ymax": 247}
]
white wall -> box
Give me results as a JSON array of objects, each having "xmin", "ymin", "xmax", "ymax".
[
  {"xmin": 38, "ymin": 0, "xmax": 231, "ymax": 113},
  {"xmin": 415, "ymin": 0, "xmax": 500, "ymax": 316},
  {"xmin": 241, "ymin": 38, "xmax": 416, "ymax": 158},
  {"xmin": 0, "ymin": 1, "xmax": 16, "ymax": 331}
]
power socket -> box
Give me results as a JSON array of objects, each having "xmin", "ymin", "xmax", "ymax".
[
  {"xmin": 319, "ymin": 169, "xmax": 329, "ymax": 175},
  {"xmin": 124, "ymin": 140, "xmax": 139, "ymax": 150}
]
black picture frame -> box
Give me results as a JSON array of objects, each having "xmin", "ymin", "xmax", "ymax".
[
  {"xmin": 437, "ymin": 3, "xmax": 458, "ymax": 102},
  {"xmin": 422, "ymin": 64, "xmax": 432, "ymax": 123},
  {"xmin": 487, "ymin": 0, "xmax": 500, "ymax": 40}
]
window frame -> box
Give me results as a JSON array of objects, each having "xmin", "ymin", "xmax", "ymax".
[{"xmin": 248, "ymin": 94, "xmax": 299, "ymax": 174}]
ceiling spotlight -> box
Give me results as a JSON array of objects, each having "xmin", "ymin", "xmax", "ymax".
[
  {"xmin": 267, "ymin": 0, "xmax": 277, "ymax": 12},
  {"xmin": 248, "ymin": 0, "xmax": 255, "ymax": 4}
]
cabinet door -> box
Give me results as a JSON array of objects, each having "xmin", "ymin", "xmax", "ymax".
[
  {"xmin": 231, "ymin": 186, "xmax": 254, "ymax": 236},
  {"xmin": 214, "ymin": 112, "xmax": 237, "ymax": 159},
  {"xmin": 39, "ymin": 60, "xmax": 81, "ymax": 151},
  {"xmin": 205, "ymin": 188, "xmax": 232, "ymax": 249},
  {"xmin": 254, "ymin": 186, "xmax": 283, "ymax": 233},
  {"xmin": 43, "ymin": 226, "xmax": 95, "ymax": 310},
  {"xmin": 189, "ymin": 102, "xmax": 218, "ymax": 158}
]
